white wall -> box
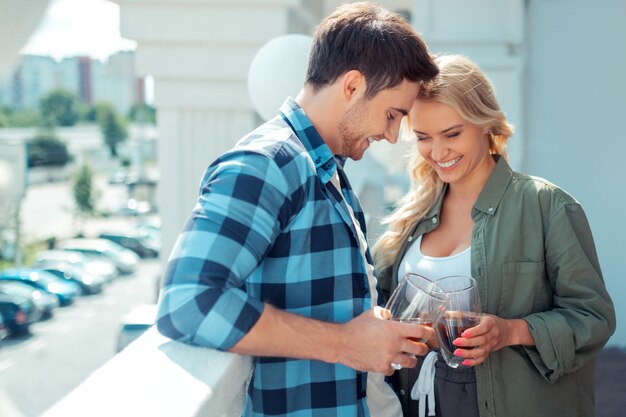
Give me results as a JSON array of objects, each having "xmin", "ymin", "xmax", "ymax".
[
  {"xmin": 0, "ymin": 0, "xmax": 50, "ymax": 82},
  {"xmin": 525, "ymin": 0, "xmax": 626, "ymax": 346},
  {"xmin": 41, "ymin": 327, "xmax": 252, "ymax": 417}
]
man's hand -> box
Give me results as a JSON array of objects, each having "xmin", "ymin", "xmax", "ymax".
[
  {"xmin": 333, "ymin": 307, "xmax": 435, "ymax": 375},
  {"xmin": 231, "ymin": 304, "xmax": 434, "ymax": 375}
]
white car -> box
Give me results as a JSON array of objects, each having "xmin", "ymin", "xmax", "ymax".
[
  {"xmin": 57, "ymin": 239, "xmax": 140, "ymax": 275},
  {"xmin": 36, "ymin": 250, "xmax": 118, "ymax": 283}
]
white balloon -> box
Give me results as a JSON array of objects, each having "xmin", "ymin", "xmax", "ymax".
[{"xmin": 247, "ymin": 34, "xmax": 312, "ymax": 121}]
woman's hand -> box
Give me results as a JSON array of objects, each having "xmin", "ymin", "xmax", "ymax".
[{"xmin": 449, "ymin": 315, "xmax": 534, "ymax": 366}]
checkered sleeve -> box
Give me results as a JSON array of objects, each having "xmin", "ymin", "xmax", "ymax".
[{"xmin": 156, "ymin": 150, "xmax": 294, "ymax": 350}]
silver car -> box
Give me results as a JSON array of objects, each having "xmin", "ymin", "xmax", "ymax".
[
  {"xmin": 57, "ymin": 239, "xmax": 140, "ymax": 275},
  {"xmin": 36, "ymin": 250, "xmax": 118, "ymax": 283}
]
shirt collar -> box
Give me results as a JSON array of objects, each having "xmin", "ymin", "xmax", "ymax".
[
  {"xmin": 279, "ymin": 98, "xmax": 337, "ymax": 184},
  {"xmin": 473, "ymin": 154, "xmax": 513, "ymax": 216},
  {"xmin": 424, "ymin": 183, "xmax": 447, "ymax": 220}
]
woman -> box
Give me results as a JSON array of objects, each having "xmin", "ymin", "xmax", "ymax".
[{"xmin": 374, "ymin": 55, "xmax": 615, "ymax": 417}]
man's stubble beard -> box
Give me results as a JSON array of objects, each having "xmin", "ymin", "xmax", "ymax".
[{"xmin": 337, "ymin": 99, "xmax": 368, "ymax": 161}]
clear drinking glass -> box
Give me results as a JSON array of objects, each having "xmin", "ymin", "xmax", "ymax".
[
  {"xmin": 433, "ymin": 275, "xmax": 482, "ymax": 368},
  {"xmin": 384, "ymin": 273, "xmax": 448, "ymax": 345}
]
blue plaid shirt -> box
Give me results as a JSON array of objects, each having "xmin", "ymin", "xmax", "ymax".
[{"xmin": 157, "ymin": 98, "xmax": 376, "ymax": 417}]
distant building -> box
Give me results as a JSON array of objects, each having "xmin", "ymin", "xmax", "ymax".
[
  {"xmin": 0, "ymin": 51, "xmax": 143, "ymax": 114},
  {"xmin": 78, "ymin": 56, "xmax": 93, "ymax": 104},
  {"xmin": 92, "ymin": 51, "xmax": 138, "ymax": 114}
]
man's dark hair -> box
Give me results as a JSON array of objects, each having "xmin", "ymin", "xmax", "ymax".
[{"xmin": 305, "ymin": 2, "xmax": 438, "ymax": 98}]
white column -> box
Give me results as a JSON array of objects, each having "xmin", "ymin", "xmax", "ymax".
[
  {"xmin": 115, "ymin": 0, "xmax": 302, "ymax": 264},
  {"xmin": 0, "ymin": 0, "xmax": 50, "ymax": 80}
]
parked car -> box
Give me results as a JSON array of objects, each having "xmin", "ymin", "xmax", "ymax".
[
  {"xmin": 0, "ymin": 293, "xmax": 41, "ymax": 335},
  {"xmin": 108, "ymin": 167, "xmax": 129, "ymax": 185},
  {"xmin": 117, "ymin": 199, "xmax": 152, "ymax": 217},
  {"xmin": 56, "ymin": 238, "xmax": 140, "ymax": 275},
  {"xmin": 115, "ymin": 304, "xmax": 157, "ymax": 352},
  {"xmin": 0, "ymin": 280, "xmax": 59, "ymax": 319},
  {"xmin": 98, "ymin": 232, "xmax": 159, "ymax": 258},
  {"xmin": 36, "ymin": 250, "xmax": 118, "ymax": 283},
  {"xmin": 0, "ymin": 269, "xmax": 81, "ymax": 306},
  {"xmin": 134, "ymin": 221, "xmax": 161, "ymax": 255},
  {"xmin": 36, "ymin": 263, "xmax": 105, "ymax": 295}
]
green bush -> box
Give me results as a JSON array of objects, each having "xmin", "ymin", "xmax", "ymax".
[
  {"xmin": 128, "ymin": 103, "xmax": 157, "ymax": 124},
  {"xmin": 8, "ymin": 109, "xmax": 43, "ymax": 127},
  {"xmin": 27, "ymin": 132, "xmax": 71, "ymax": 167}
]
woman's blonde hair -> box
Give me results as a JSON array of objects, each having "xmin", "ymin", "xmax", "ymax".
[{"xmin": 373, "ymin": 54, "xmax": 514, "ymax": 274}]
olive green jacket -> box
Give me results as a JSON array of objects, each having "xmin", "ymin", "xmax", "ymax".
[{"xmin": 378, "ymin": 155, "xmax": 616, "ymax": 417}]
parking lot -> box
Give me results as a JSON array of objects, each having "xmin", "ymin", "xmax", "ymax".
[{"xmin": 0, "ymin": 258, "xmax": 160, "ymax": 417}]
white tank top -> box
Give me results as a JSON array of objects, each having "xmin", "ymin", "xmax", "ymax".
[
  {"xmin": 399, "ymin": 235, "xmax": 472, "ymax": 417},
  {"xmin": 398, "ymin": 235, "xmax": 472, "ymax": 282}
]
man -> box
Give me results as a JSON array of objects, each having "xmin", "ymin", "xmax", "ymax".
[{"xmin": 157, "ymin": 2, "xmax": 439, "ymax": 416}]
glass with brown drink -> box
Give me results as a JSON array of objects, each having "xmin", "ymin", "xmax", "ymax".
[
  {"xmin": 434, "ymin": 275, "xmax": 482, "ymax": 368},
  {"xmin": 384, "ymin": 273, "xmax": 448, "ymax": 349}
]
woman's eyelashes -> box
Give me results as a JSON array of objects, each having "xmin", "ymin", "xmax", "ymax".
[{"xmin": 414, "ymin": 131, "xmax": 461, "ymax": 141}]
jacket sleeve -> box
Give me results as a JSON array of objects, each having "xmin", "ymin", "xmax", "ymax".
[
  {"xmin": 523, "ymin": 200, "xmax": 616, "ymax": 382},
  {"xmin": 156, "ymin": 151, "xmax": 294, "ymax": 351}
]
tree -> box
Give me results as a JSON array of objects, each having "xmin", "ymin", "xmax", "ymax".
[
  {"xmin": 27, "ymin": 132, "xmax": 71, "ymax": 167},
  {"xmin": 40, "ymin": 89, "xmax": 79, "ymax": 127},
  {"xmin": 77, "ymin": 102, "xmax": 96, "ymax": 123},
  {"xmin": 94, "ymin": 102, "xmax": 115, "ymax": 125},
  {"xmin": 72, "ymin": 164, "xmax": 95, "ymax": 217},
  {"xmin": 100, "ymin": 110, "xmax": 128, "ymax": 157},
  {"xmin": 128, "ymin": 103, "xmax": 157, "ymax": 125}
]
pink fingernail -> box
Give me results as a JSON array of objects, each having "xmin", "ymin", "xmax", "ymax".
[
  {"xmin": 454, "ymin": 349, "xmax": 463, "ymax": 356},
  {"xmin": 462, "ymin": 360, "xmax": 472, "ymax": 366},
  {"xmin": 452, "ymin": 339, "xmax": 462, "ymax": 346},
  {"xmin": 461, "ymin": 330, "xmax": 472, "ymax": 338}
]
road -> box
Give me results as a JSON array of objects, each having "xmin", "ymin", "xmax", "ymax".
[
  {"xmin": 0, "ymin": 259, "xmax": 161, "ymax": 417},
  {"xmin": 19, "ymin": 175, "xmax": 129, "ymax": 244}
]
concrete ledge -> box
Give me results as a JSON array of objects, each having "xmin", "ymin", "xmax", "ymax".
[{"xmin": 41, "ymin": 327, "xmax": 253, "ymax": 417}]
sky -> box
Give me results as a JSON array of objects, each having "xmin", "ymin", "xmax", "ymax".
[{"xmin": 22, "ymin": 0, "xmax": 136, "ymax": 61}]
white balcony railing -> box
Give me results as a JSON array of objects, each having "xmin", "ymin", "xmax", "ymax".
[{"xmin": 41, "ymin": 327, "xmax": 253, "ymax": 417}]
